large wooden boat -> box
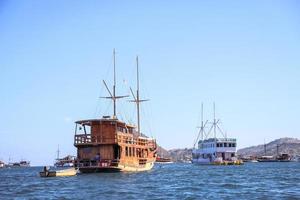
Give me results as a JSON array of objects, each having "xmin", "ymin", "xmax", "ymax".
[{"xmin": 74, "ymin": 50, "xmax": 157, "ymax": 173}]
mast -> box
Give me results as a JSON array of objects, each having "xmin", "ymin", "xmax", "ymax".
[
  {"xmin": 102, "ymin": 49, "xmax": 128, "ymax": 119},
  {"xmin": 201, "ymin": 103, "xmax": 204, "ymax": 141},
  {"xmin": 193, "ymin": 103, "xmax": 208, "ymax": 148},
  {"xmin": 206, "ymin": 103, "xmax": 226, "ymax": 140},
  {"xmin": 113, "ymin": 49, "xmax": 117, "ymax": 117},
  {"xmin": 130, "ymin": 56, "xmax": 148, "ymax": 136},
  {"xmin": 264, "ymin": 139, "xmax": 267, "ymax": 155},
  {"xmin": 57, "ymin": 145, "xmax": 60, "ymax": 160},
  {"xmin": 136, "ymin": 56, "xmax": 141, "ymax": 135},
  {"xmin": 213, "ymin": 102, "xmax": 216, "ymax": 140}
]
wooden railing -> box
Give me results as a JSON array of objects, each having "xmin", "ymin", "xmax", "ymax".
[
  {"xmin": 74, "ymin": 134, "xmax": 92, "ymax": 145},
  {"xmin": 74, "ymin": 133, "xmax": 156, "ymax": 149},
  {"xmin": 74, "ymin": 134, "xmax": 117, "ymax": 145},
  {"xmin": 76, "ymin": 159, "xmax": 119, "ymax": 168}
]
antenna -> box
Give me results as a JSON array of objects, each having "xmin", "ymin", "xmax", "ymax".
[
  {"xmin": 130, "ymin": 56, "xmax": 149, "ymax": 136},
  {"xmin": 101, "ymin": 49, "xmax": 128, "ymax": 119}
]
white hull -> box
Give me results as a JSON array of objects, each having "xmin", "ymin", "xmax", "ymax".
[{"xmin": 192, "ymin": 158, "xmax": 213, "ymax": 165}]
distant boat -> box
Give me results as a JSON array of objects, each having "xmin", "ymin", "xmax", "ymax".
[
  {"xmin": 0, "ymin": 161, "xmax": 4, "ymax": 168},
  {"xmin": 257, "ymin": 154, "xmax": 292, "ymax": 162},
  {"xmin": 192, "ymin": 103, "xmax": 243, "ymax": 165},
  {"xmin": 54, "ymin": 146, "xmax": 76, "ymax": 167},
  {"xmin": 257, "ymin": 142, "xmax": 292, "ymax": 162},
  {"xmin": 54, "ymin": 155, "xmax": 76, "ymax": 168},
  {"xmin": 7, "ymin": 160, "xmax": 30, "ymax": 167},
  {"xmin": 156, "ymin": 157, "xmax": 173, "ymax": 164}
]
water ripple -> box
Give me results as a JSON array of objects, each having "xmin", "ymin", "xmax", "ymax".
[{"xmin": 0, "ymin": 163, "xmax": 299, "ymax": 199}]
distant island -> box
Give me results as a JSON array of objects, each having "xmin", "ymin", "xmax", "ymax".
[{"xmin": 157, "ymin": 137, "xmax": 300, "ymax": 162}]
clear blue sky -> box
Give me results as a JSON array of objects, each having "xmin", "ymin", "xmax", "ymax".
[{"xmin": 1, "ymin": 1, "xmax": 300, "ymax": 165}]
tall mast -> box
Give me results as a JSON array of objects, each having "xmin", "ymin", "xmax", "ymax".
[
  {"xmin": 136, "ymin": 56, "xmax": 141, "ymax": 135},
  {"xmin": 130, "ymin": 56, "xmax": 148, "ymax": 136},
  {"xmin": 193, "ymin": 103, "xmax": 208, "ymax": 148},
  {"xmin": 201, "ymin": 103, "xmax": 204, "ymax": 141},
  {"xmin": 113, "ymin": 49, "xmax": 116, "ymax": 117},
  {"xmin": 206, "ymin": 102, "xmax": 226, "ymax": 139},
  {"xmin": 102, "ymin": 49, "xmax": 128, "ymax": 119},
  {"xmin": 213, "ymin": 102, "xmax": 216, "ymax": 140}
]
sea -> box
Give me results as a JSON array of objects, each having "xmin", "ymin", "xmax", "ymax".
[{"xmin": 0, "ymin": 162, "xmax": 299, "ymax": 200}]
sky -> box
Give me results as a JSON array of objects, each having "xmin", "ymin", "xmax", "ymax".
[{"xmin": 0, "ymin": 0, "xmax": 300, "ymax": 165}]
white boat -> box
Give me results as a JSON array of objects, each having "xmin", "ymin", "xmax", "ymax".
[
  {"xmin": 192, "ymin": 103, "xmax": 243, "ymax": 165},
  {"xmin": 40, "ymin": 167, "xmax": 78, "ymax": 177}
]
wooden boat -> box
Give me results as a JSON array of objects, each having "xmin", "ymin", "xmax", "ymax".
[
  {"xmin": 156, "ymin": 157, "xmax": 173, "ymax": 164},
  {"xmin": 39, "ymin": 167, "xmax": 77, "ymax": 177},
  {"xmin": 74, "ymin": 50, "xmax": 157, "ymax": 173}
]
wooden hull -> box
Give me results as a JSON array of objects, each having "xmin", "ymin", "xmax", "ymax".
[{"xmin": 79, "ymin": 161, "xmax": 155, "ymax": 173}]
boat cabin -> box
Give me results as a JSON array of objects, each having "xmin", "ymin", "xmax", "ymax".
[{"xmin": 195, "ymin": 138, "xmax": 237, "ymax": 160}]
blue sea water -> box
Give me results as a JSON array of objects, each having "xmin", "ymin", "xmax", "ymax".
[{"xmin": 0, "ymin": 162, "xmax": 299, "ymax": 200}]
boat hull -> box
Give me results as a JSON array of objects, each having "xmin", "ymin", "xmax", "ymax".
[
  {"xmin": 79, "ymin": 161, "xmax": 155, "ymax": 173},
  {"xmin": 192, "ymin": 159, "xmax": 243, "ymax": 165},
  {"xmin": 40, "ymin": 168, "xmax": 77, "ymax": 177}
]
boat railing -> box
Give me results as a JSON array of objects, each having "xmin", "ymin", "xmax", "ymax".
[
  {"xmin": 76, "ymin": 159, "xmax": 119, "ymax": 168},
  {"xmin": 74, "ymin": 134, "xmax": 117, "ymax": 145}
]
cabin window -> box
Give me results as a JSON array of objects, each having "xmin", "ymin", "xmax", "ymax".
[
  {"xmin": 229, "ymin": 143, "xmax": 231, "ymax": 147},
  {"xmin": 129, "ymin": 147, "xmax": 132, "ymax": 157},
  {"xmin": 220, "ymin": 143, "xmax": 223, "ymax": 147},
  {"xmin": 232, "ymin": 143, "xmax": 236, "ymax": 147},
  {"xmin": 224, "ymin": 143, "xmax": 227, "ymax": 147},
  {"xmin": 216, "ymin": 143, "xmax": 219, "ymax": 147},
  {"xmin": 126, "ymin": 147, "xmax": 128, "ymax": 157}
]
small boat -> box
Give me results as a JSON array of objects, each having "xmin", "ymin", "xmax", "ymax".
[
  {"xmin": 6, "ymin": 160, "xmax": 30, "ymax": 168},
  {"xmin": 156, "ymin": 157, "xmax": 173, "ymax": 164},
  {"xmin": 0, "ymin": 161, "xmax": 5, "ymax": 168},
  {"xmin": 39, "ymin": 167, "xmax": 77, "ymax": 177}
]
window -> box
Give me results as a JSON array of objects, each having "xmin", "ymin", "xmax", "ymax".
[
  {"xmin": 220, "ymin": 143, "xmax": 223, "ymax": 147},
  {"xmin": 229, "ymin": 143, "xmax": 232, "ymax": 147},
  {"xmin": 129, "ymin": 147, "xmax": 132, "ymax": 157},
  {"xmin": 217, "ymin": 143, "xmax": 219, "ymax": 147},
  {"xmin": 224, "ymin": 143, "xmax": 227, "ymax": 147},
  {"xmin": 232, "ymin": 143, "xmax": 236, "ymax": 147},
  {"xmin": 133, "ymin": 147, "xmax": 135, "ymax": 157},
  {"xmin": 125, "ymin": 147, "xmax": 128, "ymax": 156}
]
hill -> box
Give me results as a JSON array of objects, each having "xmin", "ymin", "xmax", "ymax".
[{"xmin": 237, "ymin": 137, "xmax": 300, "ymax": 157}]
